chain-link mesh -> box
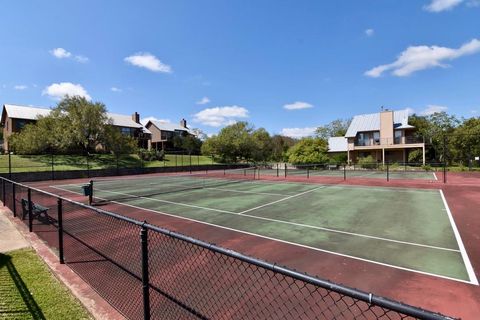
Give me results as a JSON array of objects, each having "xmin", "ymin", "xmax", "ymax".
[{"xmin": 0, "ymin": 177, "xmax": 454, "ymax": 320}]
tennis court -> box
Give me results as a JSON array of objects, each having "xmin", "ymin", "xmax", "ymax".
[{"xmin": 52, "ymin": 168, "xmax": 476, "ymax": 285}]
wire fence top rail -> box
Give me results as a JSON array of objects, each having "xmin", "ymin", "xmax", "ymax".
[{"xmin": 0, "ymin": 176, "xmax": 456, "ymax": 320}]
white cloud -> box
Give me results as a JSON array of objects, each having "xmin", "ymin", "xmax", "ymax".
[
  {"xmin": 420, "ymin": 105, "xmax": 448, "ymax": 115},
  {"xmin": 365, "ymin": 28, "xmax": 375, "ymax": 37},
  {"xmin": 124, "ymin": 52, "xmax": 172, "ymax": 73},
  {"xmin": 51, "ymin": 47, "xmax": 72, "ymax": 59},
  {"xmin": 365, "ymin": 38, "xmax": 480, "ymax": 77},
  {"xmin": 283, "ymin": 101, "xmax": 314, "ymax": 110},
  {"xmin": 405, "ymin": 107, "xmax": 415, "ymax": 115},
  {"xmin": 196, "ymin": 96, "xmax": 210, "ymax": 105},
  {"xmin": 471, "ymin": 109, "xmax": 478, "ymax": 114},
  {"xmin": 14, "ymin": 85, "xmax": 28, "ymax": 90},
  {"xmin": 42, "ymin": 82, "xmax": 91, "ymax": 100},
  {"xmin": 50, "ymin": 48, "xmax": 89, "ymax": 63},
  {"xmin": 111, "ymin": 87, "xmax": 122, "ymax": 92},
  {"xmin": 74, "ymin": 55, "xmax": 89, "ymax": 63},
  {"xmin": 281, "ymin": 127, "xmax": 317, "ymax": 138},
  {"xmin": 193, "ymin": 106, "xmax": 249, "ymax": 127},
  {"xmin": 424, "ymin": 0, "xmax": 463, "ymax": 12},
  {"xmin": 140, "ymin": 116, "xmax": 171, "ymax": 126}
]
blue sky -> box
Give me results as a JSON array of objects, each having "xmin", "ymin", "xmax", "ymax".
[{"xmin": 0, "ymin": 0, "xmax": 479, "ymax": 137}]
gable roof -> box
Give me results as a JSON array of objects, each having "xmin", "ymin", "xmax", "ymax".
[
  {"xmin": 107, "ymin": 113, "xmax": 143, "ymax": 128},
  {"xmin": 328, "ymin": 137, "xmax": 348, "ymax": 152},
  {"xmin": 3, "ymin": 104, "xmax": 51, "ymax": 121},
  {"xmin": 2, "ymin": 104, "xmax": 146, "ymax": 129},
  {"xmin": 147, "ymin": 120, "xmax": 191, "ymax": 133},
  {"xmin": 345, "ymin": 109, "xmax": 413, "ymax": 138}
]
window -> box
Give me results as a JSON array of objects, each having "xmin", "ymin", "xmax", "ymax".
[
  {"xmin": 120, "ymin": 127, "xmax": 134, "ymax": 136},
  {"xmin": 15, "ymin": 120, "xmax": 27, "ymax": 131},
  {"xmin": 394, "ymin": 130, "xmax": 402, "ymax": 144},
  {"xmin": 373, "ymin": 131, "xmax": 380, "ymax": 145}
]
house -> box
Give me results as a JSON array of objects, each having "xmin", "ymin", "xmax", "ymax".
[
  {"xmin": 1, "ymin": 104, "xmax": 152, "ymax": 151},
  {"xmin": 145, "ymin": 119, "xmax": 192, "ymax": 150},
  {"xmin": 328, "ymin": 109, "xmax": 425, "ymax": 164}
]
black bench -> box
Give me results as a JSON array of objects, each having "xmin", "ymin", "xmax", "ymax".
[{"xmin": 21, "ymin": 198, "xmax": 50, "ymax": 221}]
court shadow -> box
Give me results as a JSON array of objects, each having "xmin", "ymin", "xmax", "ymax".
[{"xmin": 0, "ymin": 253, "xmax": 46, "ymax": 320}]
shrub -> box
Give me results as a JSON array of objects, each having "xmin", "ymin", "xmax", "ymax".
[
  {"xmin": 357, "ymin": 155, "xmax": 377, "ymax": 169},
  {"xmin": 139, "ymin": 149, "xmax": 164, "ymax": 161},
  {"xmin": 422, "ymin": 164, "xmax": 432, "ymax": 171}
]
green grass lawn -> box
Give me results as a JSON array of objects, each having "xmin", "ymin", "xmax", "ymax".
[
  {"xmin": 0, "ymin": 248, "xmax": 91, "ymax": 320},
  {"xmin": 0, "ymin": 154, "xmax": 218, "ymax": 173}
]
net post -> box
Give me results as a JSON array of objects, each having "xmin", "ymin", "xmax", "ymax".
[
  {"xmin": 57, "ymin": 198, "xmax": 65, "ymax": 264},
  {"xmin": 88, "ymin": 180, "xmax": 93, "ymax": 206},
  {"xmin": 284, "ymin": 163, "xmax": 287, "ymax": 178},
  {"xmin": 12, "ymin": 183, "xmax": 16, "ymax": 217},
  {"xmin": 140, "ymin": 223, "xmax": 151, "ymax": 320},
  {"xmin": 8, "ymin": 151, "xmax": 12, "ymax": 180},
  {"xmin": 386, "ymin": 162, "xmax": 390, "ymax": 182},
  {"xmin": 343, "ymin": 163, "xmax": 346, "ymax": 181},
  {"xmin": 27, "ymin": 188, "xmax": 33, "ymax": 232}
]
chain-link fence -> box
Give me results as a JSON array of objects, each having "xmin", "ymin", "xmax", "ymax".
[{"xmin": 0, "ymin": 177, "xmax": 455, "ymax": 320}]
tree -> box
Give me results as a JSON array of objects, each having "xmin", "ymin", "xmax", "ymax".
[
  {"xmin": 449, "ymin": 118, "xmax": 480, "ymax": 165},
  {"xmin": 52, "ymin": 96, "xmax": 110, "ymax": 153},
  {"xmin": 104, "ymin": 126, "xmax": 138, "ymax": 155},
  {"xmin": 181, "ymin": 135, "xmax": 203, "ymax": 154},
  {"xmin": 271, "ymin": 135, "xmax": 296, "ymax": 162},
  {"xmin": 286, "ymin": 138, "xmax": 329, "ymax": 164},
  {"xmin": 251, "ymin": 128, "xmax": 273, "ymax": 163},
  {"xmin": 315, "ymin": 119, "xmax": 351, "ymax": 140}
]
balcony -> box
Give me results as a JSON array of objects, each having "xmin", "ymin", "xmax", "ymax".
[{"xmin": 354, "ymin": 136, "xmax": 424, "ymax": 147}]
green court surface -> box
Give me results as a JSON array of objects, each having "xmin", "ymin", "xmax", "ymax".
[
  {"xmin": 54, "ymin": 173, "xmax": 476, "ymax": 284},
  {"xmin": 258, "ymin": 168, "xmax": 438, "ymax": 180}
]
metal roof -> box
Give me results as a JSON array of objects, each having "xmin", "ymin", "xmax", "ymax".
[
  {"xmin": 106, "ymin": 113, "xmax": 143, "ymax": 128},
  {"xmin": 345, "ymin": 109, "xmax": 411, "ymax": 137},
  {"xmin": 328, "ymin": 137, "xmax": 348, "ymax": 152},
  {"xmin": 3, "ymin": 104, "xmax": 51, "ymax": 120},
  {"xmin": 147, "ymin": 120, "xmax": 191, "ymax": 133},
  {"xmin": 2, "ymin": 104, "xmax": 146, "ymax": 129}
]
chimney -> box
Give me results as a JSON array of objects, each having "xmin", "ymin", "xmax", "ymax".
[
  {"xmin": 180, "ymin": 118, "xmax": 187, "ymax": 128},
  {"xmin": 132, "ymin": 112, "xmax": 140, "ymax": 124}
]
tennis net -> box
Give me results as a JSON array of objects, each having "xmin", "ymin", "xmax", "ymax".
[{"xmin": 90, "ymin": 167, "xmax": 257, "ymax": 204}]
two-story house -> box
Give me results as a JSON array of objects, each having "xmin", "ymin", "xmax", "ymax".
[
  {"xmin": 1, "ymin": 104, "xmax": 152, "ymax": 151},
  {"xmin": 328, "ymin": 109, "xmax": 425, "ymax": 165},
  {"xmin": 145, "ymin": 119, "xmax": 193, "ymax": 150}
]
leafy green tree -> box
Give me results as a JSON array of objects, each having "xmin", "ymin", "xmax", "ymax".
[
  {"xmin": 408, "ymin": 149, "xmax": 423, "ymax": 163},
  {"xmin": 286, "ymin": 138, "xmax": 329, "ymax": 164},
  {"xmin": 315, "ymin": 119, "xmax": 351, "ymax": 140},
  {"xmin": 271, "ymin": 135, "xmax": 296, "ymax": 162},
  {"xmin": 52, "ymin": 96, "xmax": 110, "ymax": 153},
  {"xmin": 449, "ymin": 118, "xmax": 480, "ymax": 165},
  {"xmin": 104, "ymin": 126, "xmax": 138, "ymax": 155},
  {"xmin": 251, "ymin": 128, "xmax": 272, "ymax": 163}
]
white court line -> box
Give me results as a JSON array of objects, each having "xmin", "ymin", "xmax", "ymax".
[
  {"xmin": 433, "ymin": 172, "xmax": 438, "ymax": 181},
  {"xmin": 239, "ymin": 186, "xmax": 326, "ymax": 214},
  {"xmin": 52, "ymin": 184, "xmax": 460, "ymax": 253},
  {"xmin": 51, "ymin": 185, "xmax": 474, "ymax": 285},
  {"xmin": 439, "ymin": 190, "xmax": 479, "ymax": 285},
  {"xmin": 204, "ymin": 187, "xmax": 287, "ymax": 197}
]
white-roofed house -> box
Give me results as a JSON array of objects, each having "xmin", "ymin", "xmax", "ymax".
[
  {"xmin": 1, "ymin": 104, "xmax": 152, "ymax": 151},
  {"xmin": 145, "ymin": 119, "xmax": 192, "ymax": 150},
  {"xmin": 328, "ymin": 109, "xmax": 425, "ymax": 164}
]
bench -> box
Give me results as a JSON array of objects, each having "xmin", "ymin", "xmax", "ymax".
[{"xmin": 21, "ymin": 198, "xmax": 50, "ymax": 221}]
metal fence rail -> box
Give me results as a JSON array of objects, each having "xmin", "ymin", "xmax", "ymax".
[{"xmin": 0, "ymin": 177, "xmax": 455, "ymax": 320}]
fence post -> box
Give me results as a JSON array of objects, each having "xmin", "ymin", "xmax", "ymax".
[
  {"xmin": 12, "ymin": 183, "xmax": 16, "ymax": 217},
  {"xmin": 8, "ymin": 152, "xmax": 12, "ymax": 180},
  {"xmin": 51, "ymin": 152, "xmax": 55, "ymax": 180},
  {"xmin": 140, "ymin": 223, "xmax": 151, "ymax": 320},
  {"xmin": 2, "ymin": 179, "xmax": 5, "ymax": 206},
  {"xmin": 276, "ymin": 164, "xmax": 279, "ymax": 177},
  {"xmin": 344, "ymin": 164, "xmax": 346, "ymax": 181},
  {"xmin": 181, "ymin": 153, "xmax": 184, "ymax": 171},
  {"xmin": 116, "ymin": 154, "xmax": 120, "ymax": 176},
  {"xmin": 189, "ymin": 154, "xmax": 192, "ymax": 174},
  {"xmin": 284, "ymin": 163, "xmax": 287, "ymax": 178},
  {"xmin": 57, "ymin": 198, "xmax": 65, "ymax": 264},
  {"xmin": 307, "ymin": 167, "xmax": 310, "ymax": 179},
  {"xmin": 28, "ymin": 188, "xmax": 33, "ymax": 232},
  {"xmin": 88, "ymin": 180, "xmax": 93, "ymax": 206},
  {"xmin": 443, "ymin": 162, "xmax": 447, "ymax": 184},
  {"xmin": 386, "ymin": 162, "xmax": 390, "ymax": 182},
  {"xmin": 175, "ymin": 154, "xmax": 178, "ymax": 170}
]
